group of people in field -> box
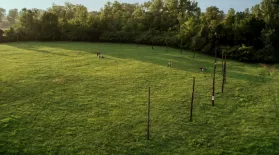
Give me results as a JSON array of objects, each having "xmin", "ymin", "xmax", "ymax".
[
  {"xmin": 168, "ymin": 61, "xmax": 172, "ymax": 67},
  {"xmin": 168, "ymin": 60, "xmax": 205, "ymax": 72},
  {"xmin": 96, "ymin": 52, "xmax": 205, "ymax": 72}
]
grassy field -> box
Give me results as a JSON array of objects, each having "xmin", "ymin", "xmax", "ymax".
[{"xmin": 0, "ymin": 42, "xmax": 279, "ymax": 154}]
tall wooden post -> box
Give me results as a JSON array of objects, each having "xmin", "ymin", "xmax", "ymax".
[
  {"xmin": 224, "ymin": 53, "xmax": 227, "ymax": 84},
  {"xmin": 221, "ymin": 51, "xmax": 225, "ymax": 93},
  {"xmin": 222, "ymin": 51, "xmax": 224, "ymax": 72},
  {"xmin": 222, "ymin": 65, "xmax": 225, "ymax": 93},
  {"xmin": 190, "ymin": 77, "xmax": 195, "ymax": 122},
  {"xmin": 147, "ymin": 87, "xmax": 151, "ymax": 140},
  {"xmin": 212, "ymin": 50, "xmax": 217, "ymax": 106}
]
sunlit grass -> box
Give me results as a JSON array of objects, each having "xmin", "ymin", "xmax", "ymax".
[{"xmin": 0, "ymin": 42, "xmax": 278, "ymax": 154}]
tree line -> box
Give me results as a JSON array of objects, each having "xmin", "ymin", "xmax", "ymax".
[{"xmin": 0, "ymin": 0, "xmax": 279, "ymax": 62}]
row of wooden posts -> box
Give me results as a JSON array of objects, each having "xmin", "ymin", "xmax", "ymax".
[{"xmin": 146, "ymin": 50, "xmax": 227, "ymax": 140}]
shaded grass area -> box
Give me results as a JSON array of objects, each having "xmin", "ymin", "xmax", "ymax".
[{"xmin": 0, "ymin": 42, "xmax": 278, "ymax": 154}]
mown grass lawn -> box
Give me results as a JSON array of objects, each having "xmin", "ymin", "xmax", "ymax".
[{"xmin": 0, "ymin": 42, "xmax": 278, "ymax": 154}]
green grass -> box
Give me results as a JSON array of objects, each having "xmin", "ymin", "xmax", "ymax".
[{"xmin": 0, "ymin": 42, "xmax": 278, "ymax": 154}]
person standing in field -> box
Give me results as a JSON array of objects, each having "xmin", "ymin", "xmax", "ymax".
[
  {"xmin": 98, "ymin": 52, "xmax": 104, "ymax": 58},
  {"xmin": 168, "ymin": 61, "xmax": 172, "ymax": 67}
]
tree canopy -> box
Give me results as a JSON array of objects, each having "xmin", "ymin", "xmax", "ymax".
[{"xmin": 1, "ymin": 0, "xmax": 279, "ymax": 62}]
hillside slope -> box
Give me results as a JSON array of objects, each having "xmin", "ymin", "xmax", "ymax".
[{"xmin": 0, "ymin": 42, "xmax": 278, "ymax": 154}]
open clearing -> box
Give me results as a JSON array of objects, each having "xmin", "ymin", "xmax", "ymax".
[{"xmin": 0, "ymin": 42, "xmax": 279, "ymax": 154}]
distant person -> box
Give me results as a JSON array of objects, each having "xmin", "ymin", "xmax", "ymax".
[
  {"xmin": 98, "ymin": 53, "xmax": 104, "ymax": 58},
  {"xmin": 168, "ymin": 61, "xmax": 172, "ymax": 67},
  {"xmin": 200, "ymin": 67, "xmax": 205, "ymax": 72}
]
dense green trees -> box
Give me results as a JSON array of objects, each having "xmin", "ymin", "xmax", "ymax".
[{"xmin": 0, "ymin": 0, "xmax": 278, "ymax": 62}]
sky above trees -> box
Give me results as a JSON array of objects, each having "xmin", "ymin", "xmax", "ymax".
[{"xmin": 2, "ymin": 0, "xmax": 261, "ymax": 12}]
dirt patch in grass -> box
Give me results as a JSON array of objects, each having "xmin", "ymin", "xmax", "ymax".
[{"xmin": 51, "ymin": 77, "xmax": 65, "ymax": 84}]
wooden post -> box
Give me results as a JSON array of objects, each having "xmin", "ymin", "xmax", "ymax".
[
  {"xmin": 147, "ymin": 87, "xmax": 151, "ymax": 140},
  {"xmin": 222, "ymin": 51, "xmax": 224, "ymax": 72},
  {"xmin": 212, "ymin": 50, "xmax": 217, "ymax": 106},
  {"xmin": 222, "ymin": 64, "xmax": 225, "ymax": 93},
  {"xmin": 215, "ymin": 48, "xmax": 217, "ymax": 63},
  {"xmin": 221, "ymin": 50, "xmax": 224, "ymax": 93},
  {"xmin": 193, "ymin": 48, "xmax": 196, "ymax": 58},
  {"xmin": 224, "ymin": 53, "xmax": 227, "ymax": 84},
  {"xmin": 190, "ymin": 77, "xmax": 195, "ymax": 122}
]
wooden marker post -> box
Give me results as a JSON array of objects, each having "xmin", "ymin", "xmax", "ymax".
[
  {"xmin": 224, "ymin": 53, "xmax": 227, "ymax": 84},
  {"xmin": 222, "ymin": 66, "xmax": 225, "ymax": 93},
  {"xmin": 222, "ymin": 51, "xmax": 224, "ymax": 72},
  {"xmin": 147, "ymin": 87, "xmax": 151, "ymax": 140},
  {"xmin": 190, "ymin": 77, "xmax": 195, "ymax": 122},
  {"xmin": 212, "ymin": 50, "xmax": 217, "ymax": 106},
  {"xmin": 221, "ymin": 51, "xmax": 225, "ymax": 93}
]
